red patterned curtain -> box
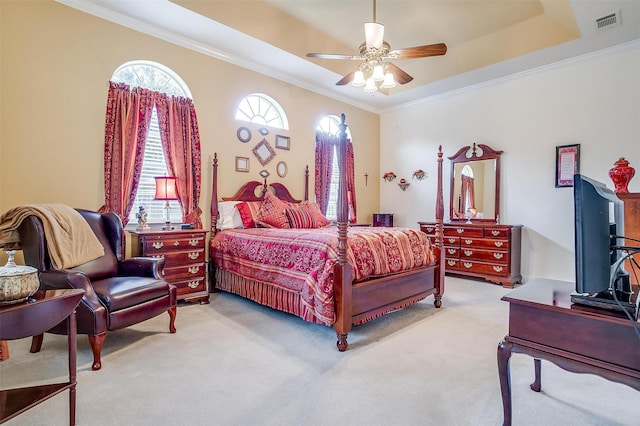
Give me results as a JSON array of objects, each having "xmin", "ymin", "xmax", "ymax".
[
  {"xmin": 155, "ymin": 94, "xmax": 203, "ymax": 228},
  {"xmin": 314, "ymin": 131, "xmax": 336, "ymax": 215},
  {"xmin": 99, "ymin": 82, "xmax": 155, "ymax": 225},
  {"xmin": 461, "ymin": 175, "xmax": 476, "ymax": 213},
  {"xmin": 345, "ymin": 140, "xmax": 357, "ymax": 223}
]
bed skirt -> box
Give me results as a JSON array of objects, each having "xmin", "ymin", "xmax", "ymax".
[{"xmin": 215, "ymin": 268, "xmax": 328, "ymax": 325}]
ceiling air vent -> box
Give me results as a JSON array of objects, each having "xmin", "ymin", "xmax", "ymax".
[{"xmin": 594, "ymin": 10, "xmax": 621, "ymax": 30}]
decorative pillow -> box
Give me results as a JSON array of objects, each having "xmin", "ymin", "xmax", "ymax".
[
  {"xmin": 216, "ymin": 201, "xmax": 243, "ymax": 230},
  {"xmin": 299, "ymin": 201, "xmax": 331, "ymax": 227},
  {"xmin": 256, "ymin": 192, "xmax": 290, "ymax": 229},
  {"xmin": 285, "ymin": 207, "xmax": 318, "ymax": 229},
  {"xmin": 236, "ymin": 201, "xmax": 262, "ymax": 228}
]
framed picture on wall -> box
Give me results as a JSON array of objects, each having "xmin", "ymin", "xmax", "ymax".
[
  {"xmin": 275, "ymin": 135, "xmax": 290, "ymax": 150},
  {"xmin": 555, "ymin": 144, "xmax": 580, "ymax": 188},
  {"xmin": 235, "ymin": 156, "xmax": 249, "ymax": 172}
]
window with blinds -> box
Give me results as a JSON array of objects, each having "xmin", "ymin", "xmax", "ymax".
[{"xmin": 111, "ymin": 60, "xmax": 190, "ymax": 225}]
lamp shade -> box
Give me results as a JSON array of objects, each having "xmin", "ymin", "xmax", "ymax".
[{"xmin": 154, "ymin": 176, "xmax": 178, "ymax": 200}]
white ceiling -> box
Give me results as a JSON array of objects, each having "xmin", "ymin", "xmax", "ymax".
[{"xmin": 58, "ymin": 0, "xmax": 640, "ymax": 113}]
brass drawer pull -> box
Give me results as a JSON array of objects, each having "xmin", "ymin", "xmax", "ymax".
[
  {"xmin": 494, "ymin": 241, "xmax": 504, "ymax": 247},
  {"xmin": 188, "ymin": 252, "xmax": 199, "ymax": 260},
  {"xmin": 189, "ymin": 239, "xmax": 199, "ymax": 246},
  {"xmin": 447, "ymin": 248, "xmax": 456, "ymax": 255},
  {"xmin": 463, "ymin": 262, "xmax": 472, "ymax": 268},
  {"xmin": 493, "ymin": 253, "xmax": 504, "ymax": 259},
  {"xmin": 464, "ymin": 239, "xmax": 472, "ymax": 245},
  {"xmin": 491, "ymin": 230, "xmax": 500, "ymax": 236},
  {"xmin": 152, "ymin": 242, "xmax": 164, "ymax": 249},
  {"xmin": 464, "ymin": 250, "xmax": 473, "ymax": 256},
  {"xmin": 493, "ymin": 266, "xmax": 504, "ymax": 272},
  {"xmin": 448, "ymin": 238, "xmax": 456, "ymax": 244},
  {"xmin": 188, "ymin": 266, "xmax": 200, "ymax": 274},
  {"xmin": 152, "ymin": 255, "xmax": 164, "ymax": 260},
  {"xmin": 456, "ymin": 228, "xmax": 464, "ymax": 234},
  {"xmin": 173, "ymin": 241, "xmax": 180, "ymax": 246},
  {"xmin": 447, "ymin": 260, "xmax": 456, "ymax": 266},
  {"xmin": 187, "ymin": 281, "xmax": 199, "ymax": 289}
]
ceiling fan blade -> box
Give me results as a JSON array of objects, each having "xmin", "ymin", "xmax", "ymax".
[
  {"xmin": 387, "ymin": 63, "xmax": 413, "ymax": 85},
  {"xmin": 391, "ymin": 43, "xmax": 447, "ymax": 60},
  {"xmin": 306, "ymin": 52, "xmax": 358, "ymax": 60},
  {"xmin": 336, "ymin": 71, "xmax": 356, "ymax": 86}
]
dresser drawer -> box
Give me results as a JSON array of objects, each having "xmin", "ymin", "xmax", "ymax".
[
  {"xmin": 445, "ymin": 258, "xmax": 460, "ymax": 269},
  {"xmin": 444, "ymin": 226, "xmax": 483, "ymax": 238},
  {"xmin": 148, "ymin": 249, "xmax": 205, "ymax": 267},
  {"xmin": 445, "ymin": 247, "xmax": 460, "ymax": 258},
  {"xmin": 172, "ymin": 276, "xmax": 207, "ymax": 297},
  {"xmin": 142, "ymin": 235, "xmax": 205, "ymax": 254},
  {"xmin": 483, "ymin": 227, "xmax": 510, "ymax": 239},
  {"xmin": 420, "ymin": 224, "xmax": 438, "ymax": 235},
  {"xmin": 163, "ymin": 263, "xmax": 206, "ymax": 281},
  {"xmin": 460, "ymin": 237, "xmax": 510, "ymax": 250},
  {"xmin": 458, "ymin": 260, "xmax": 509, "ymax": 277},
  {"xmin": 459, "ymin": 247, "xmax": 508, "ymax": 264}
]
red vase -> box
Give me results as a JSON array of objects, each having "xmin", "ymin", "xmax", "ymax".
[{"xmin": 608, "ymin": 157, "xmax": 635, "ymax": 194}]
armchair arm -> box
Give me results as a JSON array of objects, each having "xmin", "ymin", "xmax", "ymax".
[
  {"xmin": 38, "ymin": 270, "xmax": 103, "ymax": 310},
  {"xmin": 119, "ymin": 256, "xmax": 165, "ymax": 279}
]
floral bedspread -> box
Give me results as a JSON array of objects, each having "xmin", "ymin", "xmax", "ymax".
[{"xmin": 211, "ymin": 226, "xmax": 434, "ymax": 324}]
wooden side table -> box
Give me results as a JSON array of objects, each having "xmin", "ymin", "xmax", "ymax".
[
  {"xmin": 0, "ymin": 289, "xmax": 84, "ymax": 425},
  {"xmin": 130, "ymin": 229, "xmax": 209, "ymax": 304}
]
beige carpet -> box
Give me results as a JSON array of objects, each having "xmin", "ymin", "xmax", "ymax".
[{"xmin": 1, "ymin": 277, "xmax": 638, "ymax": 425}]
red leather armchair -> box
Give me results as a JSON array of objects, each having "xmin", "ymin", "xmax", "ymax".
[{"xmin": 18, "ymin": 209, "xmax": 177, "ymax": 370}]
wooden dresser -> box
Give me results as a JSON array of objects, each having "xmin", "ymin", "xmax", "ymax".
[
  {"xmin": 130, "ymin": 229, "xmax": 209, "ymax": 304},
  {"xmin": 419, "ymin": 221, "xmax": 522, "ymax": 288},
  {"xmin": 617, "ymin": 192, "xmax": 640, "ymax": 285}
]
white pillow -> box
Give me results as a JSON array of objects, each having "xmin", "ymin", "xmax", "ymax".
[{"xmin": 216, "ymin": 201, "xmax": 243, "ymax": 230}]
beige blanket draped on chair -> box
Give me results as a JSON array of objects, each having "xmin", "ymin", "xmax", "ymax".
[{"xmin": 0, "ymin": 204, "xmax": 104, "ymax": 269}]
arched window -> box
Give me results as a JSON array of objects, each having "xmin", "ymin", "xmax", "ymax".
[
  {"xmin": 111, "ymin": 60, "xmax": 190, "ymax": 225},
  {"xmin": 235, "ymin": 93, "xmax": 289, "ymax": 129},
  {"xmin": 316, "ymin": 115, "xmax": 353, "ymax": 221}
]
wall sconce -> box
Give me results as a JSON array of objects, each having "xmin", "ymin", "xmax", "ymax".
[
  {"xmin": 154, "ymin": 176, "xmax": 179, "ymax": 230},
  {"xmin": 398, "ymin": 179, "xmax": 410, "ymax": 191}
]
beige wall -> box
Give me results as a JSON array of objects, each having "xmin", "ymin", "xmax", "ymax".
[{"xmin": 0, "ymin": 1, "xmax": 380, "ymax": 262}]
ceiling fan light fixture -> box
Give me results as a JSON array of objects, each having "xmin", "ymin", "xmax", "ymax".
[
  {"xmin": 381, "ymin": 71, "xmax": 396, "ymax": 88},
  {"xmin": 364, "ymin": 22, "xmax": 384, "ymax": 50},
  {"xmin": 363, "ymin": 78, "xmax": 377, "ymax": 93},
  {"xmin": 371, "ymin": 64, "xmax": 385, "ymax": 81},
  {"xmin": 352, "ymin": 70, "xmax": 366, "ymax": 86}
]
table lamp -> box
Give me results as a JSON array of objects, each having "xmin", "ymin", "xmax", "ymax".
[{"xmin": 154, "ymin": 176, "xmax": 178, "ymax": 230}]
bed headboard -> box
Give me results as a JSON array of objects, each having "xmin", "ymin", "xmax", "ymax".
[{"xmin": 209, "ymin": 153, "xmax": 309, "ymax": 234}]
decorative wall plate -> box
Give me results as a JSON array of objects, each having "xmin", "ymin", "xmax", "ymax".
[
  {"xmin": 276, "ymin": 161, "xmax": 288, "ymax": 178},
  {"xmin": 237, "ymin": 127, "xmax": 251, "ymax": 143},
  {"xmin": 259, "ymin": 169, "xmax": 270, "ymax": 179},
  {"xmin": 252, "ymin": 139, "xmax": 276, "ymax": 166},
  {"xmin": 258, "ymin": 127, "xmax": 269, "ymax": 136}
]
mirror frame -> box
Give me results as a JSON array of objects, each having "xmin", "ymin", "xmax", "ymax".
[
  {"xmin": 448, "ymin": 143, "xmax": 502, "ymax": 223},
  {"xmin": 252, "ymin": 139, "xmax": 276, "ymax": 166}
]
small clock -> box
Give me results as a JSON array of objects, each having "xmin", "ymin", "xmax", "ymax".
[{"xmin": 237, "ymin": 127, "xmax": 251, "ymax": 143}]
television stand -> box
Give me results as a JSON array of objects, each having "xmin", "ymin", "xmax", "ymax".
[
  {"xmin": 498, "ymin": 279, "xmax": 640, "ymax": 425},
  {"xmin": 571, "ymin": 292, "xmax": 637, "ymax": 320}
]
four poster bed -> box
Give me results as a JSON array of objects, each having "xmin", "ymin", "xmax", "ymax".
[{"xmin": 209, "ymin": 114, "xmax": 445, "ymax": 350}]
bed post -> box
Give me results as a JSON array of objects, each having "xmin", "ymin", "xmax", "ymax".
[
  {"xmin": 333, "ymin": 113, "xmax": 353, "ymax": 351},
  {"xmin": 209, "ymin": 153, "xmax": 219, "ymax": 294},
  {"xmin": 433, "ymin": 145, "xmax": 445, "ymax": 308},
  {"xmin": 304, "ymin": 165, "xmax": 309, "ymax": 201},
  {"xmin": 210, "ymin": 153, "xmax": 219, "ymax": 236}
]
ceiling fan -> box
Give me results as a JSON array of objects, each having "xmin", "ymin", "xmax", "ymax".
[{"xmin": 306, "ymin": 0, "xmax": 447, "ymax": 92}]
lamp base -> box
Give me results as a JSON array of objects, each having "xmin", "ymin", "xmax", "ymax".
[{"xmin": 162, "ymin": 223, "xmax": 174, "ymax": 231}]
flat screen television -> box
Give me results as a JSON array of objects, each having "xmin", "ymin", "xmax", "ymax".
[{"xmin": 572, "ymin": 174, "xmax": 634, "ymax": 316}]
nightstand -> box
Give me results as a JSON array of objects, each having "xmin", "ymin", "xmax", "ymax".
[
  {"xmin": 130, "ymin": 229, "xmax": 209, "ymax": 304},
  {"xmin": 373, "ymin": 213, "xmax": 394, "ymax": 227}
]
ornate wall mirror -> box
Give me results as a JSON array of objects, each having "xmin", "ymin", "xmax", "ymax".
[
  {"xmin": 448, "ymin": 143, "xmax": 502, "ymax": 223},
  {"xmin": 252, "ymin": 139, "xmax": 276, "ymax": 166}
]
